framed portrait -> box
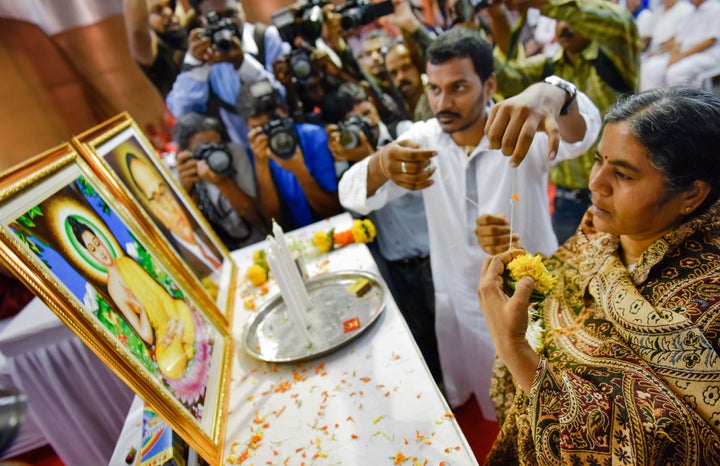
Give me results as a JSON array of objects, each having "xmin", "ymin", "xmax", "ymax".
[
  {"xmin": 0, "ymin": 145, "xmax": 231, "ymax": 464},
  {"xmin": 72, "ymin": 112, "xmax": 236, "ymax": 325}
]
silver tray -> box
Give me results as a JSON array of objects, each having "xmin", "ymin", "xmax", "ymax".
[{"xmin": 243, "ymin": 270, "xmax": 387, "ymax": 363}]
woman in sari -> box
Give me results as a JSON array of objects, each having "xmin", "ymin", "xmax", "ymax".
[{"xmin": 477, "ymin": 87, "xmax": 720, "ymax": 464}]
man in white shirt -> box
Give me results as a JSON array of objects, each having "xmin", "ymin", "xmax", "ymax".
[
  {"xmin": 638, "ymin": 0, "xmax": 693, "ymax": 55},
  {"xmin": 640, "ymin": 0, "xmax": 720, "ymax": 90},
  {"xmin": 338, "ymin": 27, "xmax": 601, "ymax": 419}
]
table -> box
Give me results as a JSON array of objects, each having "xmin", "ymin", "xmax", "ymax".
[
  {"xmin": 0, "ymin": 298, "xmax": 134, "ymax": 466},
  {"xmin": 112, "ymin": 213, "xmax": 478, "ymax": 465}
]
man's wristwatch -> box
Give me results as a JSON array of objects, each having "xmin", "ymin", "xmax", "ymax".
[{"xmin": 543, "ymin": 75, "xmax": 577, "ymax": 116}]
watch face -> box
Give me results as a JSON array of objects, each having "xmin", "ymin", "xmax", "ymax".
[{"xmin": 544, "ymin": 76, "xmax": 577, "ymax": 115}]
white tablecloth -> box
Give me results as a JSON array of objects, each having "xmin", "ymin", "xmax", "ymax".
[
  {"xmin": 112, "ymin": 213, "xmax": 478, "ymax": 465},
  {"xmin": 0, "ymin": 298, "xmax": 134, "ymax": 466}
]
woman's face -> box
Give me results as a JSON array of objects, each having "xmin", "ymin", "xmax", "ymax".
[
  {"xmin": 80, "ymin": 230, "xmax": 113, "ymax": 267},
  {"xmin": 589, "ymin": 122, "xmax": 686, "ymax": 242}
]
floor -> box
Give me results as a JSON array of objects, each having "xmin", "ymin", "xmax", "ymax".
[{"xmin": 453, "ymin": 395, "xmax": 500, "ymax": 463}]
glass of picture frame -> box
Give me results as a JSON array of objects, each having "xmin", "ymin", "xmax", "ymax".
[
  {"xmin": 0, "ymin": 144, "xmax": 231, "ymax": 464},
  {"xmin": 72, "ymin": 112, "xmax": 236, "ymax": 326}
]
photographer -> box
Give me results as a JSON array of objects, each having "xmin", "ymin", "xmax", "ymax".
[
  {"xmin": 326, "ymin": 83, "xmax": 440, "ymax": 384},
  {"xmin": 172, "ymin": 112, "xmax": 268, "ymax": 250},
  {"xmin": 166, "ymin": 0, "xmax": 284, "ymax": 148},
  {"xmin": 270, "ymin": 0, "xmax": 405, "ymax": 125},
  {"xmin": 237, "ymin": 78, "xmax": 343, "ymax": 231}
]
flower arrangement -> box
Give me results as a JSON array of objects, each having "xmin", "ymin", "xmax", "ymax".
[
  {"xmin": 502, "ymin": 252, "xmax": 557, "ymax": 303},
  {"xmin": 245, "ymin": 219, "xmax": 377, "ymax": 287},
  {"xmin": 312, "ymin": 218, "xmax": 376, "ymax": 253},
  {"xmin": 501, "ymin": 252, "xmax": 556, "ymax": 352}
]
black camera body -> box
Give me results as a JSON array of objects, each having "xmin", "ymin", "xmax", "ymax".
[
  {"xmin": 271, "ymin": 0, "xmax": 327, "ymax": 44},
  {"xmin": 193, "ymin": 142, "xmax": 235, "ymax": 175},
  {"xmin": 263, "ymin": 117, "xmax": 298, "ymax": 159},
  {"xmin": 336, "ymin": 0, "xmax": 394, "ymax": 31},
  {"xmin": 198, "ymin": 11, "xmax": 241, "ymax": 53},
  {"xmin": 286, "ymin": 47, "xmax": 314, "ymax": 82},
  {"xmin": 338, "ymin": 115, "xmax": 375, "ymax": 150}
]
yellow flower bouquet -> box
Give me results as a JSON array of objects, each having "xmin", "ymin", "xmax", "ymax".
[{"xmin": 502, "ymin": 252, "xmax": 557, "ymax": 303}]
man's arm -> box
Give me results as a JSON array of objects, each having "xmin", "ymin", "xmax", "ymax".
[
  {"xmin": 669, "ymin": 38, "xmax": 717, "ymax": 66},
  {"xmin": 485, "ymin": 82, "xmax": 600, "ymax": 166}
]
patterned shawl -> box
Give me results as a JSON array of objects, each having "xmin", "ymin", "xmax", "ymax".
[{"xmin": 487, "ymin": 199, "xmax": 720, "ymax": 465}]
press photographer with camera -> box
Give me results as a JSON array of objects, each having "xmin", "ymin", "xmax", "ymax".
[
  {"xmin": 171, "ymin": 112, "xmax": 268, "ymax": 250},
  {"xmin": 166, "ymin": 0, "xmax": 285, "ymax": 148},
  {"xmin": 237, "ymin": 78, "xmax": 343, "ymax": 231},
  {"xmin": 269, "ymin": 0, "xmax": 406, "ymax": 125}
]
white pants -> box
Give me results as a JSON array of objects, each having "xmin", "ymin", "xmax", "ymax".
[{"xmin": 641, "ymin": 51, "xmax": 719, "ymax": 91}]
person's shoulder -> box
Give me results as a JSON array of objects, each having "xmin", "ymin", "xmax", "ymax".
[{"xmin": 295, "ymin": 121, "xmax": 326, "ymax": 134}]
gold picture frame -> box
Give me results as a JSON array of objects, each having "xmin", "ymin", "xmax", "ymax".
[
  {"xmin": 0, "ymin": 144, "xmax": 231, "ymax": 464},
  {"xmin": 72, "ymin": 112, "xmax": 236, "ymax": 326}
]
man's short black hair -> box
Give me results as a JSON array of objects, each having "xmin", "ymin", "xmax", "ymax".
[
  {"xmin": 323, "ymin": 82, "xmax": 369, "ymax": 123},
  {"xmin": 236, "ymin": 79, "xmax": 286, "ymax": 119},
  {"xmin": 172, "ymin": 113, "xmax": 227, "ymax": 150},
  {"xmin": 426, "ymin": 27, "xmax": 493, "ymax": 82}
]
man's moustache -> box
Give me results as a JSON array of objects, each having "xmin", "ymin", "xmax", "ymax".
[
  {"xmin": 558, "ymin": 28, "xmax": 574, "ymax": 39},
  {"xmin": 435, "ymin": 111, "xmax": 461, "ymax": 118}
]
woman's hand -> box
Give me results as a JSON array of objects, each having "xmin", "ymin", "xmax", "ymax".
[{"xmin": 478, "ymin": 249, "xmax": 540, "ymax": 392}]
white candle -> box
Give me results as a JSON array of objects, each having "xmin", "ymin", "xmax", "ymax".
[
  {"xmin": 267, "ymin": 247, "xmax": 312, "ymax": 347},
  {"xmin": 271, "ymin": 221, "xmax": 311, "ymax": 309}
]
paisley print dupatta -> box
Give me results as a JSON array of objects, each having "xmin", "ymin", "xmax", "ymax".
[{"xmin": 487, "ymin": 200, "xmax": 720, "ymax": 465}]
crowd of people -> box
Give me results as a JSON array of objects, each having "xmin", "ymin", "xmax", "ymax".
[{"xmin": 114, "ymin": 0, "xmax": 720, "ymax": 462}]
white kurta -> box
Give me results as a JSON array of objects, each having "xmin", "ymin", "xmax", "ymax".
[{"xmin": 339, "ymin": 92, "xmax": 601, "ymax": 419}]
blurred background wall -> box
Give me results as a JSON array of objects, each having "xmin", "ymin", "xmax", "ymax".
[{"xmin": 0, "ymin": 0, "xmax": 291, "ymax": 172}]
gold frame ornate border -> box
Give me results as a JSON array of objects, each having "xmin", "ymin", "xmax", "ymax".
[
  {"xmin": 0, "ymin": 144, "xmax": 231, "ymax": 464},
  {"xmin": 72, "ymin": 112, "xmax": 236, "ymax": 327}
]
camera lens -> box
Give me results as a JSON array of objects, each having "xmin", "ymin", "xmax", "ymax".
[
  {"xmin": 213, "ymin": 29, "xmax": 235, "ymax": 53},
  {"xmin": 204, "ymin": 148, "xmax": 233, "ymax": 173},
  {"xmin": 289, "ymin": 51, "xmax": 313, "ymax": 81},
  {"xmin": 194, "ymin": 143, "xmax": 234, "ymax": 174},
  {"xmin": 264, "ymin": 117, "xmax": 298, "ymax": 159},
  {"xmin": 269, "ymin": 131, "xmax": 297, "ymax": 159},
  {"xmin": 339, "ymin": 125, "xmax": 361, "ymax": 149}
]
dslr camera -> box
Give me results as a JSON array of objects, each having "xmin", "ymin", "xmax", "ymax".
[
  {"xmin": 284, "ymin": 48, "xmax": 314, "ymax": 82},
  {"xmin": 263, "ymin": 117, "xmax": 299, "ymax": 159},
  {"xmin": 193, "ymin": 142, "xmax": 234, "ymax": 175},
  {"xmin": 337, "ymin": 115, "xmax": 375, "ymax": 150},
  {"xmin": 248, "ymin": 80, "xmax": 299, "ymax": 159},
  {"xmin": 198, "ymin": 11, "xmax": 241, "ymax": 53},
  {"xmin": 336, "ymin": 0, "xmax": 394, "ymax": 31},
  {"xmin": 271, "ymin": 0, "xmax": 327, "ymax": 44}
]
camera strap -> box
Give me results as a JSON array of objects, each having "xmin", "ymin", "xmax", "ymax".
[
  {"xmin": 195, "ymin": 182, "xmax": 253, "ymax": 249},
  {"xmin": 253, "ymin": 23, "xmax": 267, "ymax": 69}
]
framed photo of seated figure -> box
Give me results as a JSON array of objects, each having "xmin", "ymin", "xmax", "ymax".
[
  {"xmin": 72, "ymin": 112, "xmax": 236, "ymax": 326},
  {"xmin": 0, "ymin": 144, "xmax": 231, "ymax": 465}
]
